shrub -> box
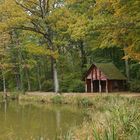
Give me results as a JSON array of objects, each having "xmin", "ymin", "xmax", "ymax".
[
  {"xmin": 59, "ymin": 73, "xmax": 85, "ymax": 93},
  {"xmin": 130, "ymin": 80, "xmax": 140, "ymax": 92},
  {"xmin": 42, "ymin": 80, "xmax": 53, "ymax": 92},
  {"xmin": 51, "ymin": 95, "xmax": 63, "ymax": 104},
  {"xmin": 77, "ymin": 97, "xmax": 93, "ymax": 107},
  {"xmin": 68, "ymin": 80, "xmax": 85, "ymax": 93}
]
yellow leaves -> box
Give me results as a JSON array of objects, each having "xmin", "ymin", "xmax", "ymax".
[
  {"xmin": 122, "ymin": 55, "xmax": 130, "ymax": 61},
  {"xmin": 0, "ymin": 0, "xmax": 30, "ymax": 32},
  {"xmin": 49, "ymin": 7, "xmax": 71, "ymax": 31},
  {"xmin": 93, "ymin": 0, "xmax": 113, "ymax": 14},
  {"xmin": 25, "ymin": 43, "xmax": 47, "ymax": 55},
  {"xmin": 51, "ymin": 50, "xmax": 59, "ymax": 59},
  {"xmin": 0, "ymin": 63, "xmax": 12, "ymax": 70},
  {"xmin": 0, "ymin": 31, "xmax": 11, "ymax": 45},
  {"xmin": 124, "ymin": 45, "xmax": 140, "ymax": 61},
  {"xmin": 68, "ymin": 14, "xmax": 89, "ymax": 41},
  {"xmin": 22, "ymin": 59, "xmax": 37, "ymax": 69},
  {"xmin": 90, "ymin": 0, "xmax": 140, "ymax": 60},
  {"xmin": 24, "ymin": 43, "xmax": 59, "ymax": 59},
  {"xmin": 48, "ymin": 5, "xmax": 90, "ymax": 41}
]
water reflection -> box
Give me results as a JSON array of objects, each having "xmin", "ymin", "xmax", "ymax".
[{"xmin": 0, "ymin": 101, "xmax": 83, "ymax": 140}]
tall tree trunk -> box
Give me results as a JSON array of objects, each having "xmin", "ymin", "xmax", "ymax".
[
  {"xmin": 2, "ymin": 70, "xmax": 7, "ymax": 98},
  {"xmin": 19, "ymin": 64, "xmax": 24, "ymax": 93},
  {"xmin": 25, "ymin": 68, "xmax": 31, "ymax": 91},
  {"xmin": 45, "ymin": 35, "xmax": 59, "ymax": 93},
  {"xmin": 37, "ymin": 64, "xmax": 42, "ymax": 91},
  {"xmin": 15, "ymin": 73, "xmax": 20, "ymax": 91},
  {"xmin": 52, "ymin": 59, "xmax": 59, "ymax": 93},
  {"xmin": 18, "ymin": 46, "xmax": 24, "ymax": 93},
  {"xmin": 124, "ymin": 46, "xmax": 130, "ymax": 81}
]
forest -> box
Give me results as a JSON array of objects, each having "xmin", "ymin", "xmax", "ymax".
[{"xmin": 0, "ymin": 0, "xmax": 140, "ymax": 93}]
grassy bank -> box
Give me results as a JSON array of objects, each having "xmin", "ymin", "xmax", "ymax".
[
  {"xmin": 19, "ymin": 93, "xmax": 140, "ymax": 139},
  {"xmin": 61, "ymin": 96, "xmax": 140, "ymax": 140},
  {"xmin": 19, "ymin": 94, "xmax": 97, "ymax": 106}
]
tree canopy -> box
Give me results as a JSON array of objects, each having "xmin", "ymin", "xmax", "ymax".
[{"xmin": 0, "ymin": 0, "xmax": 140, "ymax": 93}]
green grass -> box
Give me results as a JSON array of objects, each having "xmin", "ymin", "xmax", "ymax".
[{"xmin": 62, "ymin": 96, "xmax": 140, "ymax": 140}]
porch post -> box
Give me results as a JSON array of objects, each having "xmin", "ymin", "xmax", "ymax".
[
  {"xmin": 91, "ymin": 70, "xmax": 93, "ymax": 92},
  {"xmin": 99, "ymin": 80, "xmax": 101, "ymax": 93},
  {"xmin": 91, "ymin": 80, "xmax": 93, "ymax": 92},
  {"xmin": 85, "ymin": 79, "xmax": 87, "ymax": 92},
  {"xmin": 106, "ymin": 79, "xmax": 108, "ymax": 93},
  {"xmin": 99, "ymin": 71, "xmax": 102, "ymax": 93}
]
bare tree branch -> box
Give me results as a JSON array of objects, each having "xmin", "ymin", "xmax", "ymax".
[
  {"xmin": 46, "ymin": 0, "xmax": 50, "ymax": 14},
  {"xmin": 39, "ymin": 0, "xmax": 44, "ymax": 18},
  {"xmin": 15, "ymin": 26, "xmax": 45, "ymax": 36}
]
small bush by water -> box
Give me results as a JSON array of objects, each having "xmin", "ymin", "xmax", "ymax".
[
  {"xmin": 77, "ymin": 97, "xmax": 93, "ymax": 107},
  {"xmin": 51, "ymin": 95, "xmax": 64, "ymax": 104}
]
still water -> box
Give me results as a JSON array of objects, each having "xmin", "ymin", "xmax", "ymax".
[{"xmin": 0, "ymin": 101, "xmax": 83, "ymax": 140}]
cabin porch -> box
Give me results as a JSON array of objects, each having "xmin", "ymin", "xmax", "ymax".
[{"xmin": 85, "ymin": 79, "xmax": 125, "ymax": 93}]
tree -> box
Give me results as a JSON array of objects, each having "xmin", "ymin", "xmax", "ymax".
[
  {"xmin": 0, "ymin": 31, "xmax": 11, "ymax": 96},
  {"xmin": 0, "ymin": 0, "xmax": 66, "ymax": 93}
]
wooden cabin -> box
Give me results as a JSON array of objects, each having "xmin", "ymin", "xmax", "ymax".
[{"xmin": 84, "ymin": 63, "xmax": 127, "ymax": 93}]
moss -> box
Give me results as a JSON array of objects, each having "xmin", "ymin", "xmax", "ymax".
[{"xmin": 95, "ymin": 63, "xmax": 126, "ymax": 80}]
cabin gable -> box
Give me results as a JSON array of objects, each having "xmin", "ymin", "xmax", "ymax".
[{"xmin": 86, "ymin": 66, "xmax": 107, "ymax": 80}]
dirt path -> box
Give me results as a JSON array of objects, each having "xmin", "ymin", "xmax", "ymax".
[{"xmin": 26, "ymin": 92, "xmax": 140, "ymax": 98}]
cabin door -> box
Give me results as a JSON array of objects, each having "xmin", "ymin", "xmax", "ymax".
[
  {"xmin": 86, "ymin": 79, "xmax": 91, "ymax": 92},
  {"xmin": 93, "ymin": 80, "xmax": 99, "ymax": 92},
  {"xmin": 101, "ymin": 81, "xmax": 106, "ymax": 92},
  {"xmin": 93, "ymin": 80, "xmax": 107, "ymax": 92}
]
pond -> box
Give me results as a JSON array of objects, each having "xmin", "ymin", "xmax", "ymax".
[{"xmin": 0, "ymin": 101, "xmax": 84, "ymax": 140}]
